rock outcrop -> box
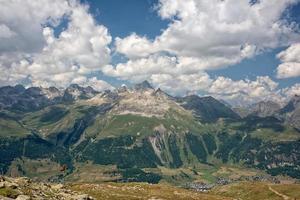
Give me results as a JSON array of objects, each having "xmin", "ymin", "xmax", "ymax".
[{"xmin": 0, "ymin": 176, "xmax": 93, "ymax": 200}]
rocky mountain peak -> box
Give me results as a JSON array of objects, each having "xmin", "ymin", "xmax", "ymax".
[
  {"xmin": 153, "ymin": 88, "xmax": 165, "ymax": 96},
  {"xmin": 48, "ymin": 86, "xmax": 60, "ymax": 92},
  {"xmin": 178, "ymin": 95, "xmax": 240, "ymax": 122},
  {"xmin": 278, "ymin": 95, "xmax": 300, "ymax": 130},
  {"xmin": 0, "ymin": 85, "xmax": 25, "ymax": 95},
  {"xmin": 248, "ymin": 100, "xmax": 281, "ymax": 117},
  {"xmin": 111, "ymin": 84, "xmax": 184, "ymax": 117},
  {"xmin": 85, "ymin": 86, "xmax": 97, "ymax": 93},
  {"xmin": 291, "ymin": 95, "xmax": 300, "ymax": 106},
  {"xmin": 134, "ymin": 80, "xmax": 153, "ymax": 91},
  {"xmin": 41, "ymin": 86, "xmax": 62, "ymax": 100},
  {"xmin": 14, "ymin": 84, "xmax": 26, "ymax": 93},
  {"xmin": 24, "ymin": 87, "xmax": 43, "ymax": 97},
  {"xmin": 67, "ymin": 83, "xmax": 81, "ymax": 90},
  {"xmin": 280, "ymin": 95, "xmax": 300, "ymax": 114},
  {"xmin": 117, "ymin": 84, "xmax": 128, "ymax": 93},
  {"xmin": 63, "ymin": 84, "xmax": 98, "ymax": 101}
]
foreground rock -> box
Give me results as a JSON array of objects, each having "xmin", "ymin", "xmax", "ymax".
[{"xmin": 0, "ymin": 176, "xmax": 93, "ymax": 200}]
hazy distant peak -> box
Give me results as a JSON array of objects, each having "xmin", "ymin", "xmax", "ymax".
[{"xmin": 134, "ymin": 80, "xmax": 153, "ymax": 91}]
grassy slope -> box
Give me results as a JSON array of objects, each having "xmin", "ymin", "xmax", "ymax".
[
  {"xmin": 0, "ymin": 117, "xmax": 31, "ymax": 138},
  {"xmin": 271, "ymin": 184, "xmax": 300, "ymax": 199},
  {"xmin": 65, "ymin": 162, "xmax": 121, "ymax": 183},
  {"xmin": 6, "ymin": 157, "xmax": 62, "ymax": 180},
  {"xmin": 211, "ymin": 181, "xmax": 300, "ymax": 200},
  {"xmin": 2, "ymin": 101, "xmax": 300, "ymax": 184},
  {"xmin": 20, "ymin": 104, "xmax": 87, "ymax": 138},
  {"xmin": 78, "ymin": 109, "xmax": 212, "ymax": 171},
  {"xmin": 76, "ymin": 109, "xmax": 300, "ymax": 184},
  {"xmin": 69, "ymin": 182, "xmax": 232, "ymax": 200},
  {"xmin": 223, "ymin": 119, "xmax": 300, "ymax": 143},
  {"xmin": 61, "ymin": 161, "xmax": 267, "ymax": 186},
  {"xmin": 145, "ymin": 164, "xmax": 268, "ymax": 185},
  {"xmin": 70, "ymin": 181, "xmax": 300, "ymax": 200},
  {"xmin": 250, "ymin": 127, "xmax": 300, "ymax": 142},
  {"xmin": 85, "ymin": 108, "xmax": 204, "ymax": 139}
]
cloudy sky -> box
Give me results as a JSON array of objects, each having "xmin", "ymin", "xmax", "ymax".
[{"xmin": 0, "ymin": 0, "xmax": 300, "ymax": 105}]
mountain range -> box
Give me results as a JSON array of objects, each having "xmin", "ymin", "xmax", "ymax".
[{"xmin": 0, "ymin": 81, "xmax": 299, "ymax": 184}]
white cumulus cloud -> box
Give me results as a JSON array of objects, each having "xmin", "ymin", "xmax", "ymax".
[
  {"xmin": 0, "ymin": 0, "xmax": 112, "ymax": 90},
  {"xmin": 276, "ymin": 43, "xmax": 300, "ymax": 78},
  {"xmin": 114, "ymin": 0, "xmax": 300, "ymax": 72},
  {"xmin": 208, "ymin": 76, "xmax": 284, "ymax": 105},
  {"xmin": 282, "ymin": 83, "xmax": 300, "ymax": 97},
  {"xmin": 150, "ymin": 73, "xmax": 212, "ymax": 96},
  {"xmin": 107, "ymin": 0, "xmax": 300, "ymax": 104},
  {"xmin": 71, "ymin": 76, "xmax": 114, "ymax": 91}
]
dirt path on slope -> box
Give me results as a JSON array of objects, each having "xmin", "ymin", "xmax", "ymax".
[{"xmin": 268, "ymin": 185, "xmax": 290, "ymax": 200}]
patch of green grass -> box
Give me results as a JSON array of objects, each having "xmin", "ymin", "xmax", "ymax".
[
  {"xmin": 91, "ymin": 108, "xmax": 205, "ymax": 140},
  {"xmin": 198, "ymin": 167, "xmax": 218, "ymax": 183},
  {"xmin": 69, "ymin": 182, "xmax": 231, "ymax": 200},
  {"xmin": 210, "ymin": 182, "xmax": 282, "ymax": 200},
  {"xmin": 65, "ymin": 163, "xmax": 121, "ymax": 183},
  {"xmin": 271, "ymin": 184, "xmax": 300, "ymax": 199},
  {"xmin": 93, "ymin": 114, "xmax": 161, "ymax": 139},
  {"xmin": 250, "ymin": 127, "xmax": 300, "ymax": 142},
  {"xmin": 145, "ymin": 164, "xmax": 220, "ymax": 185},
  {"xmin": 7, "ymin": 157, "xmax": 63, "ymax": 180},
  {"xmin": 0, "ymin": 118, "xmax": 30, "ymax": 138},
  {"xmin": 0, "ymin": 188, "xmax": 19, "ymax": 198},
  {"xmin": 39, "ymin": 106, "xmax": 69, "ymax": 123},
  {"xmin": 21, "ymin": 104, "xmax": 87, "ymax": 137}
]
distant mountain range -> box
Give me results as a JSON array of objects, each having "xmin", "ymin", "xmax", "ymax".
[
  {"xmin": 0, "ymin": 81, "xmax": 299, "ymax": 184},
  {"xmin": 233, "ymin": 96, "xmax": 300, "ymax": 130}
]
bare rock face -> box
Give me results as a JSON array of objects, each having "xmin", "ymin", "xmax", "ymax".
[
  {"xmin": 279, "ymin": 95, "xmax": 300, "ymax": 129},
  {"xmin": 81, "ymin": 81, "xmax": 186, "ymax": 118},
  {"xmin": 73, "ymin": 194, "xmax": 91, "ymax": 200},
  {"xmin": 111, "ymin": 88, "xmax": 185, "ymax": 117},
  {"xmin": 63, "ymin": 84, "xmax": 99, "ymax": 101},
  {"xmin": 0, "ymin": 176, "xmax": 94, "ymax": 200},
  {"xmin": 0, "ymin": 196, "xmax": 14, "ymax": 200},
  {"xmin": 248, "ymin": 101, "xmax": 281, "ymax": 117},
  {"xmin": 177, "ymin": 95, "xmax": 240, "ymax": 122},
  {"xmin": 41, "ymin": 87, "xmax": 62, "ymax": 100},
  {"xmin": 133, "ymin": 80, "xmax": 153, "ymax": 91},
  {"xmin": 15, "ymin": 195, "xmax": 30, "ymax": 200}
]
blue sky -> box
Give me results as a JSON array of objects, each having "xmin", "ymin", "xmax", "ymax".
[
  {"xmin": 82, "ymin": 0, "xmax": 300, "ymax": 89},
  {"xmin": 0, "ymin": 0, "xmax": 300, "ymax": 105},
  {"xmin": 80, "ymin": 0, "xmax": 169, "ymax": 86},
  {"xmin": 82, "ymin": 0, "xmax": 168, "ymax": 39}
]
